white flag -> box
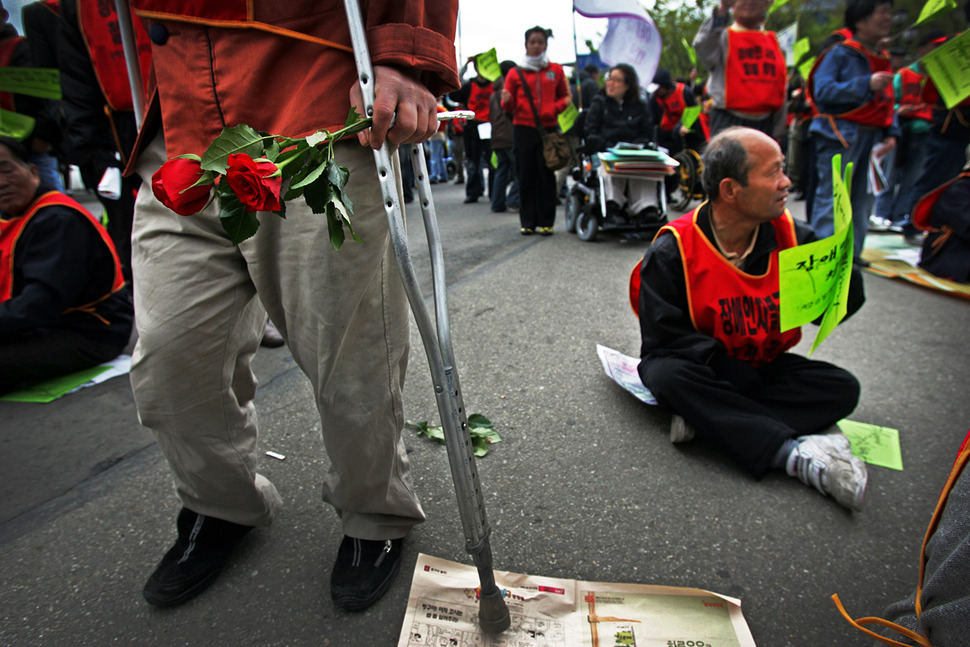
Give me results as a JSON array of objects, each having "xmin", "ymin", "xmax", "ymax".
[{"xmin": 574, "ymin": 0, "xmax": 662, "ymax": 90}]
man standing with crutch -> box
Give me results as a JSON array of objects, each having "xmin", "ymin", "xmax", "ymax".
[{"xmin": 123, "ymin": 0, "xmax": 459, "ymax": 612}]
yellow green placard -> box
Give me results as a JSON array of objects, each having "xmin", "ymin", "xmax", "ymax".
[
  {"xmin": 475, "ymin": 48, "xmax": 501, "ymax": 82},
  {"xmin": 0, "ymin": 67, "xmax": 61, "ymax": 99},
  {"xmin": 0, "ymin": 364, "xmax": 111, "ymax": 403},
  {"xmin": 922, "ymin": 29, "xmax": 970, "ymax": 109},
  {"xmin": 798, "ymin": 55, "xmax": 815, "ymax": 83},
  {"xmin": 778, "ymin": 154, "xmax": 853, "ymax": 354},
  {"xmin": 681, "ymin": 37, "xmax": 697, "ymax": 68},
  {"xmin": 838, "ymin": 420, "xmax": 903, "ymax": 470},
  {"xmin": 0, "ymin": 109, "xmax": 35, "ymax": 140},
  {"xmin": 767, "ymin": 0, "xmax": 793, "ymax": 15},
  {"xmin": 558, "ymin": 102, "xmax": 579, "ymax": 133},
  {"xmin": 915, "ymin": 0, "xmax": 957, "ymax": 26},
  {"xmin": 681, "ymin": 105, "xmax": 701, "ymax": 131},
  {"xmin": 793, "ymin": 37, "xmax": 811, "ymax": 66}
]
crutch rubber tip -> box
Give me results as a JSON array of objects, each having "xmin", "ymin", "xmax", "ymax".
[{"xmin": 478, "ymin": 588, "xmax": 511, "ymax": 634}]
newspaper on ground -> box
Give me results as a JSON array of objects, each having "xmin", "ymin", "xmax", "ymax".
[
  {"xmin": 596, "ymin": 344, "xmax": 657, "ymax": 405},
  {"xmin": 399, "ymin": 553, "xmax": 757, "ymax": 647}
]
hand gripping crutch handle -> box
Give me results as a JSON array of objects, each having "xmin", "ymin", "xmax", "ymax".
[{"xmin": 342, "ymin": 0, "xmax": 510, "ymax": 634}]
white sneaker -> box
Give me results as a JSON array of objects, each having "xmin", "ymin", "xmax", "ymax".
[
  {"xmin": 786, "ymin": 434, "xmax": 867, "ymax": 510},
  {"xmin": 669, "ymin": 415, "xmax": 696, "ymax": 443},
  {"xmin": 868, "ymin": 215, "xmax": 892, "ymax": 232}
]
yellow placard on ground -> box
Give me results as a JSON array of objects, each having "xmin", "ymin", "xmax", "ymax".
[
  {"xmin": 779, "ymin": 156, "xmax": 853, "ymax": 354},
  {"xmin": 922, "ymin": 29, "xmax": 970, "ymax": 109},
  {"xmin": 475, "ymin": 48, "xmax": 501, "ymax": 82},
  {"xmin": 0, "ymin": 67, "xmax": 61, "ymax": 99},
  {"xmin": 838, "ymin": 420, "xmax": 904, "ymax": 470},
  {"xmin": 558, "ymin": 102, "xmax": 579, "ymax": 133},
  {"xmin": 0, "ymin": 109, "xmax": 35, "ymax": 140}
]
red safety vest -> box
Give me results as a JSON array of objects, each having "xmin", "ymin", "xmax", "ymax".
[
  {"xmin": 657, "ymin": 83, "xmax": 687, "ymax": 131},
  {"xmin": 0, "ymin": 36, "xmax": 26, "ymax": 113},
  {"xmin": 660, "ymin": 206, "xmax": 802, "ymax": 367},
  {"xmin": 723, "ymin": 28, "xmax": 786, "ymax": 113},
  {"xmin": 808, "ymin": 39, "xmax": 894, "ymax": 138},
  {"xmin": 467, "ymin": 81, "xmax": 492, "ymax": 123},
  {"xmin": 912, "ymin": 171, "xmax": 970, "ymax": 232},
  {"xmin": 78, "ymin": 0, "xmax": 153, "ymax": 112},
  {"xmin": 0, "ymin": 192, "xmax": 125, "ymax": 317},
  {"xmin": 898, "ymin": 67, "xmax": 932, "ymax": 123}
]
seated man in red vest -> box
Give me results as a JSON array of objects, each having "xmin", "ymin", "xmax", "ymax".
[
  {"xmin": 0, "ymin": 136, "xmax": 133, "ymax": 393},
  {"xmin": 636, "ymin": 127, "xmax": 868, "ymax": 510}
]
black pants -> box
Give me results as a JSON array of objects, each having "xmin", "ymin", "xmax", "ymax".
[
  {"xmin": 0, "ymin": 328, "xmax": 125, "ymax": 393},
  {"xmin": 641, "ymin": 352, "xmax": 860, "ymax": 478},
  {"xmin": 513, "ymin": 125, "xmax": 557, "ymax": 230}
]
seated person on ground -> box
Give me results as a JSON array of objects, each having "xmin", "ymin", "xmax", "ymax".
[
  {"xmin": 636, "ymin": 126, "xmax": 868, "ymax": 510},
  {"xmin": 911, "ymin": 162, "xmax": 970, "ymax": 285},
  {"xmin": 584, "ymin": 63, "xmax": 659, "ymax": 221},
  {"xmin": 0, "ymin": 136, "xmax": 133, "ymax": 393}
]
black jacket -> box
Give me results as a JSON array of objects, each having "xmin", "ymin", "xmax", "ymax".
[{"xmin": 583, "ymin": 92, "xmax": 653, "ymax": 153}]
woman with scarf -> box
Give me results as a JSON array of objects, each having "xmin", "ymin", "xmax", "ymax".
[{"xmin": 501, "ymin": 26, "xmax": 571, "ymax": 235}]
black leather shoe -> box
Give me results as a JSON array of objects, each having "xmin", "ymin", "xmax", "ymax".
[
  {"xmin": 330, "ymin": 536, "xmax": 403, "ymax": 611},
  {"xmin": 142, "ymin": 508, "xmax": 253, "ymax": 607}
]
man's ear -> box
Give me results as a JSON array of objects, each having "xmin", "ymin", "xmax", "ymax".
[{"xmin": 719, "ymin": 177, "xmax": 741, "ymax": 203}]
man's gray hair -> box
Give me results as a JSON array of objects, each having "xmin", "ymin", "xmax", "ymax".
[{"xmin": 701, "ymin": 127, "xmax": 753, "ymax": 201}]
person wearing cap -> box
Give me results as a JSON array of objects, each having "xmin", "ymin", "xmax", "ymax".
[
  {"xmin": 635, "ymin": 127, "xmax": 868, "ymax": 510},
  {"xmin": 651, "ymin": 68, "xmax": 699, "ymax": 157},
  {"xmin": 0, "ymin": 136, "xmax": 132, "ymax": 393},
  {"xmin": 692, "ymin": 0, "xmax": 787, "ymax": 141}
]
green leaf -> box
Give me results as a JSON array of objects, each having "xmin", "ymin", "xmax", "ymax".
[
  {"xmin": 326, "ymin": 159, "xmax": 354, "ymax": 214},
  {"xmin": 345, "ymin": 106, "xmax": 363, "ymax": 128},
  {"xmin": 289, "ymin": 157, "xmax": 329, "ymax": 190},
  {"xmin": 303, "ymin": 174, "xmax": 333, "ymax": 214},
  {"xmin": 201, "ymin": 124, "xmax": 266, "ymax": 173},
  {"xmin": 472, "ymin": 435, "xmax": 490, "ymax": 457},
  {"xmin": 467, "ymin": 413, "xmax": 493, "ymax": 429},
  {"xmin": 218, "ymin": 189, "xmax": 260, "ymax": 245},
  {"xmin": 326, "ymin": 205, "xmax": 345, "ymax": 250}
]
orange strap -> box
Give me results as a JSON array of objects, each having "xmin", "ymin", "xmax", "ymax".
[{"xmin": 831, "ymin": 595, "xmax": 932, "ymax": 647}]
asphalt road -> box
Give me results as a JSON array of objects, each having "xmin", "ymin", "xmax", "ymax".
[{"xmin": 1, "ymin": 179, "xmax": 968, "ymax": 646}]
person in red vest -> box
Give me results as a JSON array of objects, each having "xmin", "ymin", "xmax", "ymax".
[
  {"xmin": 651, "ymin": 68, "xmax": 699, "ymax": 157},
  {"xmin": 807, "ymin": 0, "xmax": 899, "ymax": 261},
  {"xmin": 692, "ymin": 0, "xmax": 787, "ymax": 141},
  {"xmin": 0, "ymin": 136, "xmax": 132, "ymax": 393},
  {"xmin": 635, "ymin": 127, "xmax": 868, "ymax": 510},
  {"xmin": 448, "ymin": 57, "xmax": 494, "ymax": 204},
  {"xmin": 911, "ymin": 162, "xmax": 970, "ymax": 284}
]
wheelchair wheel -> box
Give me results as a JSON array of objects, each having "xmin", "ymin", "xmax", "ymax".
[
  {"xmin": 687, "ymin": 149, "xmax": 706, "ymax": 201},
  {"xmin": 669, "ymin": 151, "xmax": 696, "ymax": 212},
  {"xmin": 576, "ymin": 205, "xmax": 599, "ymax": 242},
  {"xmin": 564, "ymin": 191, "xmax": 584, "ymax": 233}
]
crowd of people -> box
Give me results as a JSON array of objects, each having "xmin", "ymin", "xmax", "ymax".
[{"xmin": 1, "ymin": 0, "xmax": 967, "ymax": 642}]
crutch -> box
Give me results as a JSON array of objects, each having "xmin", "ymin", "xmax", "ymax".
[{"xmin": 342, "ymin": 0, "xmax": 511, "ymax": 634}]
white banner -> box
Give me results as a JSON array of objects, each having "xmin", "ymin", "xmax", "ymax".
[{"xmin": 574, "ymin": 0, "xmax": 662, "ymax": 90}]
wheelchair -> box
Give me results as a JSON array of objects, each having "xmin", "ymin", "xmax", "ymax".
[
  {"xmin": 667, "ymin": 147, "xmax": 706, "ymax": 212},
  {"xmin": 563, "ymin": 146, "xmax": 670, "ymax": 243}
]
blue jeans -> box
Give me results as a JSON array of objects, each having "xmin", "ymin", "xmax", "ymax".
[
  {"xmin": 811, "ymin": 129, "xmax": 882, "ymax": 256},
  {"xmin": 428, "ymin": 139, "xmax": 447, "ymax": 182},
  {"xmin": 490, "ymin": 148, "xmax": 514, "ymax": 211}
]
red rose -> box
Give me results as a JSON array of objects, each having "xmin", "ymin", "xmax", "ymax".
[
  {"xmin": 151, "ymin": 157, "xmax": 213, "ymax": 216},
  {"xmin": 225, "ymin": 154, "xmax": 282, "ymax": 212}
]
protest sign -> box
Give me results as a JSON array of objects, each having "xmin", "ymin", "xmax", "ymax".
[
  {"xmin": 0, "ymin": 67, "xmax": 61, "ymax": 100},
  {"xmin": 475, "ymin": 48, "xmax": 501, "ymax": 82},
  {"xmin": 922, "ymin": 29, "xmax": 970, "ymax": 109},
  {"xmin": 915, "ymin": 0, "xmax": 957, "ymax": 26},
  {"xmin": 681, "ymin": 104, "xmax": 701, "ymax": 131},
  {"xmin": 0, "ymin": 109, "xmax": 35, "ymax": 140},
  {"xmin": 779, "ymin": 155, "xmax": 853, "ymax": 353},
  {"xmin": 558, "ymin": 102, "xmax": 579, "ymax": 133}
]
